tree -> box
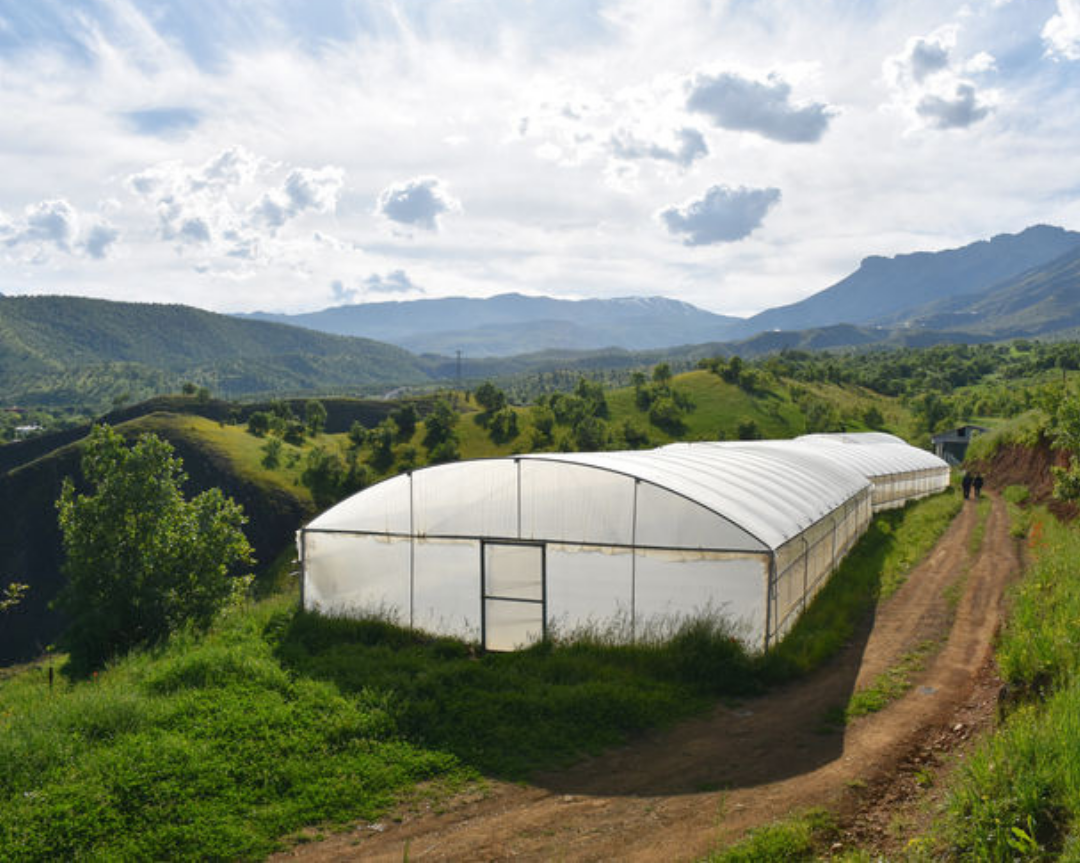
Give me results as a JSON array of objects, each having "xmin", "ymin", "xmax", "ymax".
[
  {"xmin": 261, "ymin": 437, "xmax": 283, "ymax": 469},
  {"xmin": 474, "ymin": 381, "xmax": 507, "ymax": 415},
  {"xmin": 304, "ymin": 399, "xmax": 328, "ymax": 436},
  {"xmin": 0, "ymin": 582, "xmax": 28, "ymax": 614},
  {"xmin": 301, "ymin": 445, "xmax": 349, "ymax": 508},
  {"xmin": 423, "ymin": 398, "xmax": 459, "ymax": 451},
  {"xmin": 390, "ymin": 403, "xmax": 418, "ymax": 441},
  {"xmin": 247, "ymin": 411, "xmax": 271, "ymax": 437},
  {"xmin": 56, "ymin": 425, "xmax": 253, "ymax": 675}
]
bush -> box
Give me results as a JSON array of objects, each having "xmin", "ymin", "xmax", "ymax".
[{"xmin": 55, "ymin": 425, "xmax": 254, "ymax": 675}]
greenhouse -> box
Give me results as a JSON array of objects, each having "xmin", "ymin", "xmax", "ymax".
[{"xmin": 299, "ymin": 434, "xmax": 949, "ymax": 652}]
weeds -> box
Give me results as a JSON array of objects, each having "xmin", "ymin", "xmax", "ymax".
[
  {"xmin": 706, "ymin": 808, "xmax": 836, "ymax": 862},
  {"xmin": 936, "ymin": 509, "xmax": 1080, "ymax": 858}
]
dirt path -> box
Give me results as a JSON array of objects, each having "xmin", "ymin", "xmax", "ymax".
[{"xmin": 272, "ymin": 495, "xmax": 1019, "ymax": 862}]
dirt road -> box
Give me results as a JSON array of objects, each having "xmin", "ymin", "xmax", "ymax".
[{"xmin": 273, "ymin": 495, "xmax": 1019, "ymax": 862}]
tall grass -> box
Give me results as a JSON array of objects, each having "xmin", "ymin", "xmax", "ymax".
[
  {"xmin": 0, "ymin": 598, "xmax": 463, "ymax": 862},
  {"xmin": 275, "ymin": 611, "xmax": 758, "ymax": 779},
  {"xmin": 938, "ymin": 509, "xmax": 1080, "ymax": 858}
]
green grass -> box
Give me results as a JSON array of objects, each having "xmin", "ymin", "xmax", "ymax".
[
  {"xmin": 964, "ymin": 409, "xmax": 1050, "ymax": 463},
  {"xmin": 934, "ymin": 509, "xmax": 1080, "ymax": 859},
  {"xmin": 706, "ymin": 808, "xmax": 836, "ymax": 862},
  {"xmin": 275, "ymin": 612, "xmax": 759, "ymax": 779},
  {"xmin": 0, "ymin": 487, "xmax": 965, "ymax": 860},
  {"xmin": 844, "ymin": 639, "xmax": 939, "ymax": 719},
  {"xmin": 0, "ymin": 597, "xmax": 467, "ymax": 862}
]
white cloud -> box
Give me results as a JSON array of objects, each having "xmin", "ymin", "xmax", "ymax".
[
  {"xmin": 1043, "ymin": 0, "xmax": 1080, "ymax": 59},
  {"xmin": 1, "ymin": 1, "xmax": 1079, "ymax": 316},
  {"xmin": 610, "ymin": 126, "xmax": 708, "ymax": 167},
  {"xmin": 916, "ymin": 82, "xmax": 991, "ymax": 129},
  {"xmin": 685, "ymin": 71, "xmax": 835, "ymax": 143},
  {"xmin": 82, "ymin": 223, "xmax": 120, "ymax": 259},
  {"xmin": 376, "ymin": 176, "xmax": 460, "ymax": 231},
  {"xmin": 363, "ymin": 268, "xmax": 422, "ymax": 294},
  {"xmin": 658, "ymin": 185, "xmax": 781, "ymax": 246},
  {"xmin": 884, "ymin": 27, "xmax": 996, "ymax": 130},
  {"xmin": 252, "ymin": 166, "xmax": 344, "ymax": 229}
]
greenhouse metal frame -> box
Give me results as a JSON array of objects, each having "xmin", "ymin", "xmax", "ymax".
[{"xmin": 299, "ymin": 434, "xmax": 949, "ymax": 652}]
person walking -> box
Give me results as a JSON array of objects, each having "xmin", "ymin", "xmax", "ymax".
[
  {"xmin": 973, "ymin": 474, "xmax": 984, "ymax": 498},
  {"xmin": 962, "ymin": 472, "xmax": 973, "ymax": 499}
]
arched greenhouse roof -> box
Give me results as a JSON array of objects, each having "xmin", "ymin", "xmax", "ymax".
[
  {"xmin": 794, "ymin": 433, "xmax": 947, "ymax": 478},
  {"xmin": 305, "ymin": 437, "xmax": 881, "ymax": 555}
]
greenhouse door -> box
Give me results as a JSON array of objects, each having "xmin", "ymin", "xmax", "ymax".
[{"xmin": 482, "ymin": 542, "xmax": 545, "ymax": 651}]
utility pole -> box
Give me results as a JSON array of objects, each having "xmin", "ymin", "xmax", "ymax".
[{"xmin": 456, "ymin": 349, "xmax": 462, "ymax": 389}]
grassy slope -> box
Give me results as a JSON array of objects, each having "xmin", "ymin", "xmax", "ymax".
[
  {"xmin": 0, "ymin": 491, "xmax": 961, "ymax": 861},
  {"xmin": 0, "ymin": 295, "xmax": 433, "ymax": 409},
  {"xmin": 933, "ymin": 506, "xmax": 1080, "ymax": 858}
]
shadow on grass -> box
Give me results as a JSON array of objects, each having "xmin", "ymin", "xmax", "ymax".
[{"xmin": 272, "ymin": 514, "xmax": 907, "ymax": 794}]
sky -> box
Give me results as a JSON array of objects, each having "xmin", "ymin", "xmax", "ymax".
[{"xmin": 0, "ymin": 0, "xmax": 1079, "ymax": 317}]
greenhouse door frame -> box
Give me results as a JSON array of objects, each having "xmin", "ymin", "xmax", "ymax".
[{"xmin": 481, "ymin": 540, "xmax": 547, "ymax": 652}]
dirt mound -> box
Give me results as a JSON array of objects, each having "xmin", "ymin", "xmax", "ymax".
[{"xmin": 971, "ymin": 438, "xmax": 1076, "ymax": 519}]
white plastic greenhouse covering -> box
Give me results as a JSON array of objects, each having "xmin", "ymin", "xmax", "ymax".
[{"xmin": 299, "ymin": 434, "xmax": 949, "ymax": 653}]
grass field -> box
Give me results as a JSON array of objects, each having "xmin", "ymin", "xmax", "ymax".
[{"xmin": 0, "ymin": 491, "xmax": 960, "ymax": 861}]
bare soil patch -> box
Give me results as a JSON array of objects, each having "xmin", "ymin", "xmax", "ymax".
[{"xmin": 271, "ymin": 495, "xmax": 1019, "ymax": 862}]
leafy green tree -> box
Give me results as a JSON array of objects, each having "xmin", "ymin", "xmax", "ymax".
[
  {"xmin": 301, "ymin": 445, "xmax": 349, "ymax": 508},
  {"xmin": 261, "ymin": 437, "xmax": 283, "ymax": 469},
  {"xmin": 488, "ymin": 407, "xmax": 520, "ymax": 443},
  {"xmin": 247, "ymin": 411, "xmax": 271, "ymax": 437},
  {"xmin": 368, "ymin": 420, "xmax": 397, "ymax": 472},
  {"xmin": 423, "ymin": 398, "xmax": 459, "ymax": 451},
  {"xmin": 863, "ymin": 406, "xmax": 885, "ymax": 430},
  {"xmin": 347, "ymin": 420, "xmax": 369, "ymax": 450},
  {"xmin": 474, "ymin": 381, "xmax": 507, "ymax": 414},
  {"xmin": 282, "ymin": 420, "xmax": 307, "ymax": 446},
  {"xmin": 55, "ymin": 425, "xmax": 253, "ymax": 675},
  {"xmin": 736, "ymin": 418, "xmax": 763, "ymax": 440},
  {"xmin": 390, "ymin": 403, "xmax": 418, "ymax": 441},
  {"xmin": 304, "ymin": 399, "xmax": 328, "ymax": 436},
  {"xmin": 0, "ymin": 582, "xmax": 28, "ymax": 614}
]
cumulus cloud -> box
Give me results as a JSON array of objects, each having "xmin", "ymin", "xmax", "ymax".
[
  {"xmin": 126, "ymin": 147, "xmax": 343, "ymax": 267},
  {"xmin": 252, "ymin": 166, "xmax": 344, "ymax": 229},
  {"xmin": 0, "ymin": 199, "xmax": 79, "ymax": 260},
  {"xmin": 885, "ymin": 29, "xmax": 996, "ymax": 130},
  {"xmin": 330, "ymin": 270, "xmax": 423, "ymax": 304},
  {"xmin": 82, "ymin": 223, "xmax": 120, "ymax": 259},
  {"xmin": 916, "ymin": 82, "xmax": 991, "ymax": 129},
  {"xmin": 363, "ymin": 269, "xmax": 421, "ymax": 294},
  {"xmin": 686, "ymin": 71, "xmax": 834, "ymax": 143},
  {"xmin": 0, "ymin": 200, "xmax": 122, "ymax": 262},
  {"xmin": 1044, "ymin": 0, "xmax": 1080, "ymax": 59},
  {"xmin": 658, "ymin": 184, "xmax": 781, "ymax": 246},
  {"xmin": 610, "ymin": 126, "xmax": 708, "ymax": 167},
  {"xmin": 376, "ymin": 176, "xmax": 460, "ymax": 231}
]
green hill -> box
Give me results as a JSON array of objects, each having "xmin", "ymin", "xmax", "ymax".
[
  {"xmin": 0, "ymin": 409, "xmax": 314, "ymax": 666},
  {"xmin": 0, "ymin": 295, "xmax": 434, "ymax": 409}
]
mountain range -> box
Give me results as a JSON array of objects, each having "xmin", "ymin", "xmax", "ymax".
[
  {"xmin": 244, "ymin": 224, "xmax": 1080, "ymax": 355},
  {"xmin": 4, "ymin": 224, "xmax": 1080, "ymax": 411}
]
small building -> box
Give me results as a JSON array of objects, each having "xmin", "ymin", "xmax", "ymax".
[
  {"xmin": 13, "ymin": 424, "xmax": 43, "ymax": 440},
  {"xmin": 931, "ymin": 425, "xmax": 988, "ymax": 466}
]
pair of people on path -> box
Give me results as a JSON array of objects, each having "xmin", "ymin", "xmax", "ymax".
[{"xmin": 962, "ymin": 472, "xmax": 984, "ymax": 499}]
